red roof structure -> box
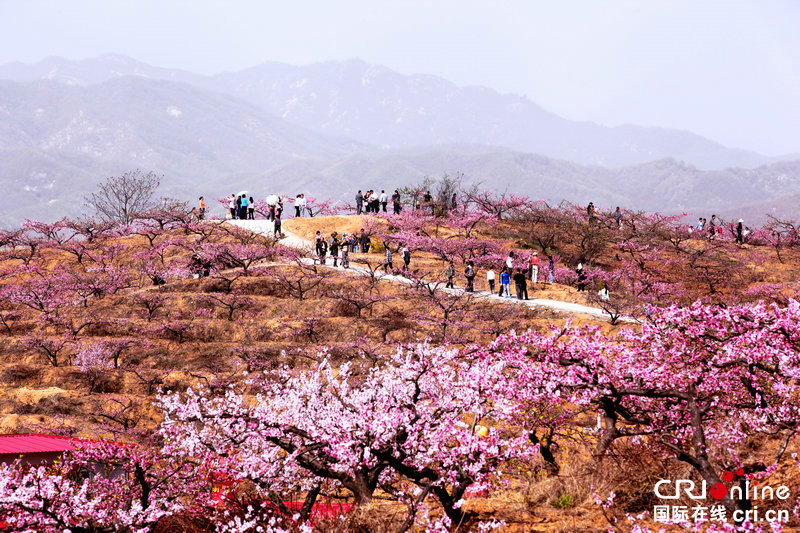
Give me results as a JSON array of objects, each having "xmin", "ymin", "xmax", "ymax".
[
  {"xmin": 0, "ymin": 433, "xmax": 127, "ymax": 466},
  {"xmin": 0, "ymin": 433, "xmax": 85, "ymax": 455}
]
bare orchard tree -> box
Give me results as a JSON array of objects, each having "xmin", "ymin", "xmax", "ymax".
[{"xmin": 85, "ymin": 170, "xmax": 162, "ymax": 225}]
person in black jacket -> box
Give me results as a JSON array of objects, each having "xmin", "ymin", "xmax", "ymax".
[
  {"xmin": 576, "ymin": 263, "xmax": 587, "ymax": 292},
  {"xmin": 464, "ymin": 261, "xmax": 475, "ymax": 292},
  {"xmin": 513, "ymin": 268, "xmax": 529, "ymax": 300}
]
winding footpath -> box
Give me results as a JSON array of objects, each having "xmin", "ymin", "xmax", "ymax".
[{"xmin": 229, "ymin": 219, "xmax": 634, "ymax": 323}]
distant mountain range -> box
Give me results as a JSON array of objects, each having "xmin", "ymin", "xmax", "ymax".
[{"xmin": 0, "ymin": 54, "xmax": 798, "ymax": 227}]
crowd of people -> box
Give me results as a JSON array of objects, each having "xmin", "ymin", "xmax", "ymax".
[
  {"xmin": 689, "ymin": 214, "xmax": 749, "ymax": 244},
  {"xmin": 195, "ymin": 193, "xmax": 750, "ymax": 305}
]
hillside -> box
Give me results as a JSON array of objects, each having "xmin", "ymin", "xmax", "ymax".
[
  {"xmin": 3, "ymin": 197, "xmax": 800, "ymax": 530},
  {"xmin": 0, "ymin": 55, "xmax": 784, "ymax": 169}
]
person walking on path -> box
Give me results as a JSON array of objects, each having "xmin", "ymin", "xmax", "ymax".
[
  {"xmin": 528, "ymin": 252, "xmax": 540, "ymax": 283},
  {"xmin": 486, "ymin": 268, "xmax": 496, "ymax": 294},
  {"xmin": 273, "ymin": 214, "xmax": 282, "ymax": 238},
  {"xmin": 464, "ymin": 261, "xmax": 475, "ymax": 292},
  {"xmin": 341, "ymin": 233, "xmax": 350, "ymax": 268},
  {"xmin": 500, "ymin": 267, "xmax": 511, "ymax": 298},
  {"xmin": 329, "ymin": 232, "xmax": 340, "ymax": 267},
  {"xmin": 384, "ymin": 247, "xmax": 393, "ymax": 272},
  {"xmin": 315, "ymin": 231, "xmax": 324, "ymax": 263},
  {"xmin": 402, "ymin": 246, "xmax": 411, "ymax": 271},
  {"xmin": 380, "ymin": 190, "xmax": 388, "ymax": 212},
  {"xmin": 576, "ymin": 263, "xmax": 587, "ymax": 292},
  {"xmin": 513, "ymin": 268, "xmax": 529, "ymax": 300},
  {"xmin": 198, "ymin": 197, "xmax": 206, "ymax": 220},
  {"xmin": 392, "ymin": 190, "xmax": 401, "ymax": 214},
  {"xmin": 318, "ymin": 236, "xmax": 328, "ymax": 265},
  {"xmin": 445, "ymin": 261, "xmax": 455, "ymax": 288}
]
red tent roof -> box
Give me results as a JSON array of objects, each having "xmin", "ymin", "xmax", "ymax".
[{"xmin": 0, "ymin": 433, "xmax": 100, "ymax": 455}]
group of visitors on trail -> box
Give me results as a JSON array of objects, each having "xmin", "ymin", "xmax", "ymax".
[
  {"xmin": 356, "ymin": 189, "xmax": 402, "ymax": 215},
  {"xmin": 689, "ymin": 214, "xmax": 749, "ymax": 244},
  {"xmin": 459, "ymin": 250, "xmax": 554, "ymax": 300},
  {"xmin": 227, "ymin": 193, "xmax": 256, "ymax": 220},
  {"xmin": 313, "ymin": 228, "xmax": 413, "ymax": 272}
]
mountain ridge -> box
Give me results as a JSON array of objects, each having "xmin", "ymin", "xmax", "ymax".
[{"xmin": 1, "ymin": 55, "xmax": 789, "ymax": 169}]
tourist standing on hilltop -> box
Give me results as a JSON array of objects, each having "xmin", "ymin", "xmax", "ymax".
[
  {"xmin": 355, "ymin": 190, "xmax": 364, "ymax": 215},
  {"xmin": 500, "ymin": 267, "xmax": 511, "ymax": 298},
  {"xmin": 736, "ymin": 219, "xmax": 744, "ymax": 244},
  {"xmin": 708, "ymin": 214, "xmax": 717, "ymax": 239},
  {"xmin": 248, "ymin": 197, "xmax": 255, "ymax": 220},
  {"xmin": 273, "ymin": 214, "xmax": 282, "ymax": 238},
  {"xmin": 371, "ymin": 191, "xmax": 380, "ymax": 213},
  {"xmin": 614, "ymin": 206, "xmax": 621, "ymax": 227},
  {"xmin": 299, "ymin": 194, "xmax": 307, "ymax": 217},
  {"xmin": 198, "ymin": 197, "xmax": 206, "ymax": 220},
  {"xmin": 229, "ymin": 194, "xmax": 236, "ymax": 219},
  {"xmin": 486, "ymin": 267, "xmax": 496, "ymax": 293},
  {"xmin": 513, "ymin": 268, "xmax": 529, "ymax": 300},
  {"xmin": 445, "ymin": 261, "xmax": 455, "ymax": 288},
  {"xmin": 423, "ymin": 190, "xmax": 433, "ymax": 214},
  {"xmin": 295, "ymin": 195, "xmax": 302, "ymax": 218},
  {"xmin": 380, "ymin": 190, "xmax": 388, "ymax": 212},
  {"xmin": 241, "ymin": 195, "xmax": 249, "ymax": 220},
  {"xmin": 464, "ymin": 261, "xmax": 475, "ymax": 292},
  {"xmin": 392, "ymin": 189, "xmax": 402, "ymax": 214}
]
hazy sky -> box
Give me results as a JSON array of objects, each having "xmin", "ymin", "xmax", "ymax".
[{"xmin": 1, "ymin": 0, "xmax": 798, "ymax": 155}]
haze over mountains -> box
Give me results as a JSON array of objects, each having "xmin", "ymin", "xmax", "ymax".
[{"xmin": 0, "ymin": 54, "xmax": 798, "ymax": 227}]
